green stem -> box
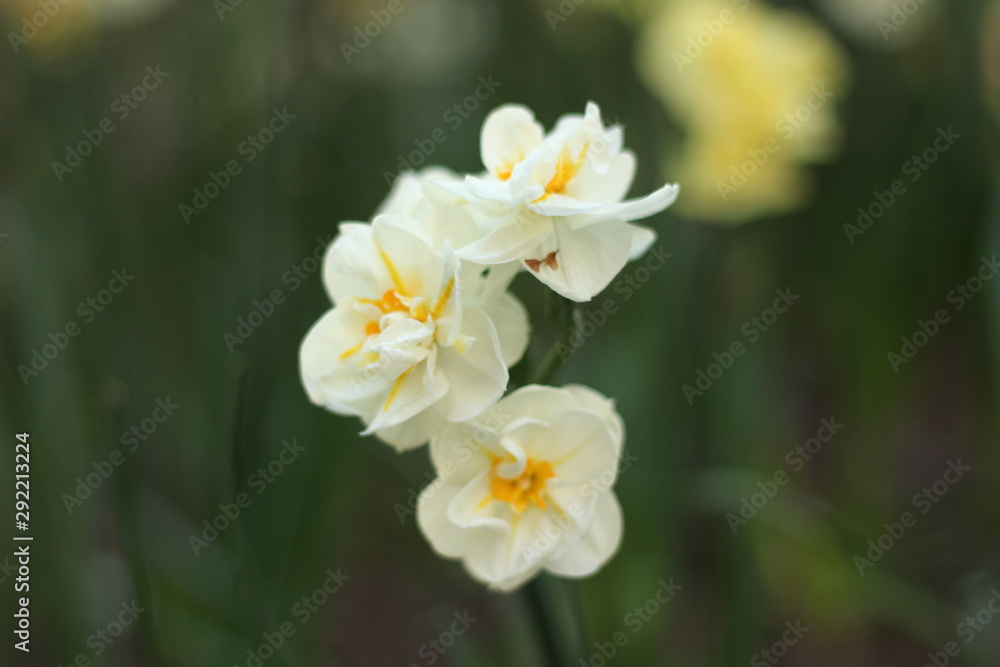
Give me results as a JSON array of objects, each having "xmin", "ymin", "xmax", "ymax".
[
  {"xmin": 526, "ymin": 578, "xmax": 570, "ymax": 667},
  {"xmin": 533, "ymin": 344, "xmax": 568, "ymax": 386},
  {"xmin": 524, "ymin": 292, "xmax": 591, "ymax": 665},
  {"xmin": 533, "ymin": 291, "xmax": 578, "ymax": 385}
]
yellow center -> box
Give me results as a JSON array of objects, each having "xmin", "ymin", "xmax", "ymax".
[
  {"xmin": 489, "ymin": 457, "xmax": 556, "ymax": 513},
  {"xmin": 535, "ymin": 142, "xmax": 588, "ymax": 201},
  {"xmin": 336, "ymin": 246, "xmax": 459, "ymax": 413}
]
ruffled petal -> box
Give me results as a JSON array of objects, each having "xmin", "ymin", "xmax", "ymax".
[
  {"xmin": 525, "ymin": 218, "xmax": 632, "ymax": 302},
  {"xmin": 480, "ymin": 104, "xmax": 544, "ymax": 178},
  {"xmin": 544, "ymin": 492, "xmax": 623, "ymax": 578},
  {"xmin": 435, "ymin": 307, "xmax": 508, "ymax": 422}
]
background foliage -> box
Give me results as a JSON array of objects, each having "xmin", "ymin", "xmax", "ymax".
[{"xmin": 2, "ymin": 0, "xmax": 999, "ymax": 664}]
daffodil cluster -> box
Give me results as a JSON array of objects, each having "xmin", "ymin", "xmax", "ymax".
[{"xmin": 300, "ymin": 102, "xmax": 677, "ymax": 590}]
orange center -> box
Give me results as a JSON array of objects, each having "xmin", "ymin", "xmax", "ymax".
[
  {"xmin": 490, "ymin": 457, "xmax": 556, "ymax": 513},
  {"xmin": 539, "ymin": 142, "xmax": 588, "ymax": 199}
]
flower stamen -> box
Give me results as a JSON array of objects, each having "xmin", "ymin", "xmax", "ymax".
[{"xmin": 490, "ymin": 457, "xmax": 556, "ymax": 513}]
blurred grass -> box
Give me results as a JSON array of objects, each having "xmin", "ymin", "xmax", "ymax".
[{"xmin": 1, "ymin": 0, "xmax": 1000, "ymax": 665}]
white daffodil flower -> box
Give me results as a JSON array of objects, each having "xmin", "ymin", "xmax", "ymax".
[
  {"xmin": 440, "ymin": 102, "xmax": 679, "ymax": 302},
  {"xmin": 417, "ymin": 385, "xmax": 625, "ymax": 591},
  {"xmin": 299, "ymin": 215, "xmax": 529, "ymax": 451}
]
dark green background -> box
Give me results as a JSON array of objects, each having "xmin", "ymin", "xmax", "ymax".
[{"xmin": 2, "ymin": 0, "xmax": 999, "ymax": 664}]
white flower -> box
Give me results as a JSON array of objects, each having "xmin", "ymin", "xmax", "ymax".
[
  {"xmin": 299, "ymin": 215, "xmax": 529, "ymax": 451},
  {"xmin": 438, "ymin": 102, "xmax": 679, "ymax": 302},
  {"xmin": 417, "ymin": 385, "xmax": 625, "ymax": 591}
]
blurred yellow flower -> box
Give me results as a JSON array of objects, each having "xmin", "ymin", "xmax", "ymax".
[{"xmin": 637, "ymin": 0, "xmax": 849, "ymax": 224}]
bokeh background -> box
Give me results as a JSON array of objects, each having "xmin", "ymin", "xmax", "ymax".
[{"xmin": 3, "ymin": 0, "xmax": 1000, "ymax": 664}]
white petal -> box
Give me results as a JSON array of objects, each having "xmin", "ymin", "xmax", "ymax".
[
  {"xmin": 430, "ymin": 249, "xmax": 463, "ymax": 348},
  {"xmin": 564, "ymin": 150, "xmax": 636, "ymax": 204},
  {"xmin": 430, "ymin": 421, "xmax": 502, "ymax": 486},
  {"xmin": 528, "ymin": 193, "xmax": 608, "ymax": 217},
  {"xmin": 365, "ymin": 318, "xmax": 433, "ymax": 379},
  {"xmin": 374, "ymin": 404, "xmax": 447, "ymax": 451},
  {"xmin": 416, "ymin": 480, "xmax": 467, "ymax": 558},
  {"xmin": 457, "ymin": 214, "xmax": 552, "ymax": 266},
  {"xmin": 531, "ymin": 410, "xmax": 618, "ymax": 484},
  {"xmin": 480, "ymin": 291, "xmax": 530, "ymax": 368},
  {"xmin": 363, "ymin": 349, "xmax": 448, "ymax": 433},
  {"xmin": 322, "ymin": 223, "xmax": 381, "ymax": 306},
  {"xmin": 465, "ymin": 507, "xmax": 562, "ymax": 588},
  {"xmin": 561, "ymin": 384, "xmax": 625, "ymax": 452},
  {"xmin": 544, "ymin": 492, "xmax": 623, "ymax": 578},
  {"xmin": 566, "ymin": 183, "xmax": 680, "ymax": 228},
  {"xmin": 627, "ymin": 223, "xmax": 657, "ymax": 261},
  {"xmin": 299, "ymin": 306, "xmax": 384, "ymax": 410},
  {"xmin": 486, "ymin": 565, "xmax": 545, "ymax": 592},
  {"xmin": 446, "ymin": 470, "xmax": 511, "ymax": 531},
  {"xmin": 525, "ymin": 218, "xmax": 632, "ymax": 302},
  {"xmin": 371, "ymin": 215, "xmax": 442, "ymax": 300},
  {"xmin": 435, "ymin": 307, "xmax": 508, "ymax": 422},
  {"xmin": 481, "ymin": 104, "xmax": 544, "ymax": 178},
  {"xmin": 464, "ymin": 175, "xmax": 516, "ymax": 204},
  {"xmin": 492, "ymin": 385, "xmax": 578, "ymax": 427},
  {"xmin": 377, "ymin": 166, "xmax": 462, "ymax": 218}
]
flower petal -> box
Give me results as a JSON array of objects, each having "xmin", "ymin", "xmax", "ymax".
[
  {"xmin": 566, "ymin": 183, "xmax": 680, "ymax": 228},
  {"xmin": 363, "ymin": 348, "xmax": 449, "ymax": 434},
  {"xmin": 430, "ymin": 421, "xmax": 502, "ymax": 486},
  {"xmin": 299, "ymin": 306, "xmax": 383, "ymax": 410},
  {"xmin": 464, "ymin": 507, "xmax": 560, "ymax": 588},
  {"xmin": 561, "ymin": 384, "xmax": 625, "ymax": 452},
  {"xmin": 481, "ymin": 104, "xmax": 544, "ymax": 179},
  {"xmin": 417, "ymin": 480, "xmax": 468, "ymax": 558},
  {"xmin": 375, "ymin": 404, "xmax": 447, "ymax": 451},
  {"xmin": 627, "ymin": 223, "xmax": 657, "ymax": 260},
  {"xmin": 480, "ymin": 291, "xmax": 530, "ymax": 367},
  {"xmin": 322, "ymin": 223, "xmax": 382, "ymax": 306},
  {"xmin": 544, "ymin": 492, "xmax": 623, "ymax": 578},
  {"xmin": 435, "ymin": 307, "xmax": 508, "ymax": 422},
  {"xmin": 457, "ymin": 214, "xmax": 552, "ymax": 266},
  {"xmin": 525, "ymin": 218, "xmax": 632, "ymax": 302}
]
